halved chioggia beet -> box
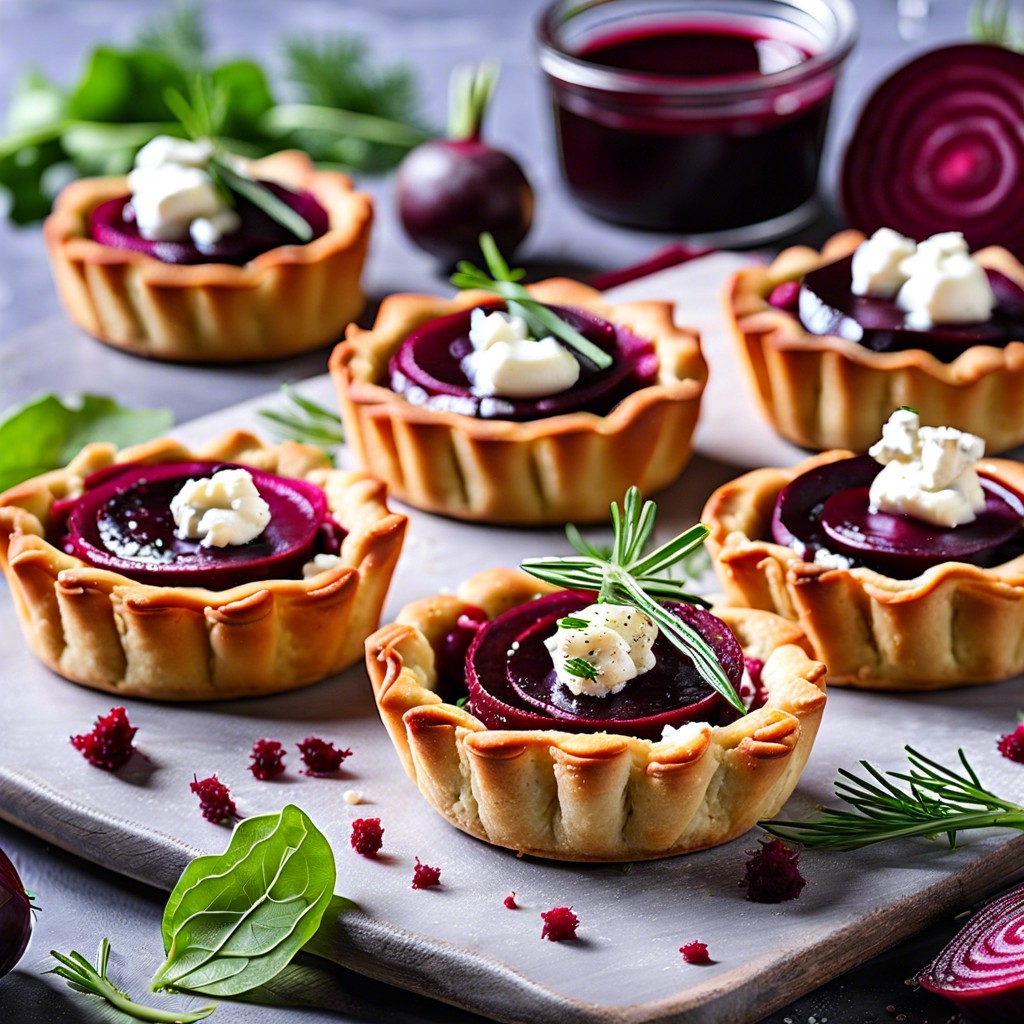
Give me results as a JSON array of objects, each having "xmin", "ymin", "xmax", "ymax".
[
  {"xmin": 917, "ymin": 881, "xmax": 1024, "ymax": 1023},
  {"xmin": 840, "ymin": 43, "xmax": 1024, "ymax": 260}
]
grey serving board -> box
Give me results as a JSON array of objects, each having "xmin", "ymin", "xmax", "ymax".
[{"xmin": 2, "ymin": 255, "xmax": 1023, "ymax": 1024}]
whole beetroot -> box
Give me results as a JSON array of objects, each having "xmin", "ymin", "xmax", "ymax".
[
  {"xmin": 397, "ymin": 62, "xmax": 533, "ymax": 266},
  {"xmin": 0, "ymin": 846, "xmax": 33, "ymax": 977}
]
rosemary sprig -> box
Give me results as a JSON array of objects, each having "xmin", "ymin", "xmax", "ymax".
[
  {"xmin": 565, "ymin": 657, "xmax": 599, "ymax": 681},
  {"xmin": 521, "ymin": 487, "xmax": 745, "ymax": 714},
  {"xmin": 48, "ymin": 939, "xmax": 215, "ymax": 1023},
  {"xmin": 257, "ymin": 384, "xmax": 344, "ymax": 452},
  {"xmin": 164, "ymin": 82, "xmax": 314, "ymax": 242},
  {"xmin": 761, "ymin": 746, "xmax": 1024, "ymax": 851},
  {"xmin": 451, "ymin": 233, "xmax": 613, "ymax": 370}
]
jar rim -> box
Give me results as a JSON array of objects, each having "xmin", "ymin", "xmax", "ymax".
[{"xmin": 535, "ymin": 0, "xmax": 859, "ymax": 98}]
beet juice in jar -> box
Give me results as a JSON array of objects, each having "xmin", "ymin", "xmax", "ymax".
[{"xmin": 536, "ymin": 0, "xmax": 857, "ymax": 244}]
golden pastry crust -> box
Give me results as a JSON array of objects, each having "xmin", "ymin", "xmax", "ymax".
[
  {"xmin": 364, "ymin": 568, "xmax": 826, "ymax": 862},
  {"xmin": 43, "ymin": 150, "xmax": 373, "ymax": 363},
  {"xmin": 0, "ymin": 431, "xmax": 406, "ymax": 700},
  {"xmin": 726, "ymin": 230, "xmax": 1024, "ymax": 453},
  {"xmin": 329, "ymin": 279, "xmax": 706, "ymax": 525},
  {"xmin": 702, "ymin": 450, "xmax": 1024, "ymax": 690}
]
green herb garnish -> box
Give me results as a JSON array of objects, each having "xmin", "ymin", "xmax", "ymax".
[
  {"xmin": 152, "ymin": 804, "xmax": 336, "ymax": 997},
  {"xmin": 563, "ymin": 657, "xmax": 599, "ymax": 681},
  {"xmin": 521, "ymin": 487, "xmax": 744, "ymax": 714},
  {"xmin": 451, "ymin": 233, "xmax": 613, "ymax": 370},
  {"xmin": 48, "ymin": 939, "xmax": 215, "ymax": 1023},
  {"xmin": 0, "ymin": 3, "xmax": 430, "ymax": 224},
  {"xmin": 761, "ymin": 746, "xmax": 1024, "ymax": 851},
  {"xmin": 558, "ymin": 616, "xmax": 590, "ymax": 630},
  {"xmin": 0, "ymin": 393, "xmax": 173, "ymax": 492},
  {"xmin": 257, "ymin": 384, "xmax": 344, "ymax": 453}
]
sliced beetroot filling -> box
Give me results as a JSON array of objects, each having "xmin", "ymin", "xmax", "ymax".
[
  {"xmin": 772, "ymin": 454, "xmax": 1024, "ymax": 578},
  {"xmin": 388, "ymin": 303, "xmax": 659, "ymax": 421},
  {"xmin": 797, "ymin": 254, "xmax": 1024, "ymax": 361},
  {"xmin": 465, "ymin": 590, "xmax": 744, "ymax": 739},
  {"xmin": 88, "ymin": 182, "xmax": 329, "ymax": 266},
  {"xmin": 53, "ymin": 461, "xmax": 343, "ymax": 589}
]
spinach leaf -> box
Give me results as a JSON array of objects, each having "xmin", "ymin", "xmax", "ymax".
[
  {"xmin": 0, "ymin": 394, "xmax": 173, "ymax": 492},
  {"xmin": 152, "ymin": 805, "xmax": 336, "ymax": 998}
]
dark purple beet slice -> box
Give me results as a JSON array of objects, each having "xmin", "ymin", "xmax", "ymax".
[
  {"xmin": 388, "ymin": 303, "xmax": 659, "ymax": 421},
  {"xmin": 798, "ymin": 254, "xmax": 1021, "ymax": 360},
  {"xmin": 88, "ymin": 182, "xmax": 329, "ymax": 267},
  {"xmin": 839, "ymin": 43, "xmax": 1024, "ymax": 261},
  {"xmin": 57, "ymin": 461, "xmax": 333, "ymax": 589},
  {"xmin": 772, "ymin": 454, "xmax": 1024, "ymax": 578},
  {"xmin": 465, "ymin": 590, "xmax": 743, "ymax": 739}
]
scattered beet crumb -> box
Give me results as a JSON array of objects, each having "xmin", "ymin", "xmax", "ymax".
[
  {"xmin": 70, "ymin": 706, "xmax": 137, "ymax": 770},
  {"xmin": 248, "ymin": 738, "xmax": 287, "ymax": 780},
  {"xmin": 679, "ymin": 941, "xmax": 712, "ymax": 965},
  {"xmin": 741, "ymin": 837, "xmax": 806, "ymax": 903},
  {"xmin": 297, "ymin": 736, "xmax": 352, "ymax": 775},
  {"xmin": 767, "ymin": 280, "xmax": 800, "ymax": 311},
  {"xmin": 997, "ymin": 722, "xmax": 1024, "ymax": 763},
  {"xmin": 540, "ymin": 906, "xmax": 579, "ymax": 942},
  {"xmin": 190, "ymin": 774, "xmax": 238, "ymax": 824},
  {"xmin": 504, "ymin": 892, "xmax": 518, "ymax": 909},
  {"xmin": 411, "ymin": 857, "xmax": 442, "ymax": 889},
  {"xmin": 350, "ymin": 817, "xmax": 384, "ymax": 858}
]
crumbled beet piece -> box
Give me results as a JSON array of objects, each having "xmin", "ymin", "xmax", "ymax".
[
  {"xmin": 997, "ymin": 723, "xmax": 1024, "ymax": 763},
  {"xmin": 504, "ymin": 892, "xmax": 518, "ymax": 909},
  {"xmin": 70, "ymin": 706, "xmax": 137, "ymax": 770},
  {"xmin": 297, "ymin": 736, "xmax": 352, "ymax": 775},
  {"xmin": 351, "ymin": 817, "xmax": 384, "ymax": 858},
  {"xmin": 741, "ymin": 838, "xmax": 806, "ymax": 903},
  {"xmin": 767, "ymin": 280, "xmax": 801, "ymax": 311},
  {"xmin": 540, "ymin": 906, "xmax": 579, "ymax": 941},
  {"xmin": 680, "ymin": 941, "xmax": 712, "ymax": 965},
  {"xmin": 190, "ymin": 774, "xmax": 238, "ymax": 824},
  {"xmin": 248, "ymin": 738, "xmax": 287, "ymax": 780},
  {"xmin": 411, "ymin": 857, "xmax": 442, "ymax": 889}
]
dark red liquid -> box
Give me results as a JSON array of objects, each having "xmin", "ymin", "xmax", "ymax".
[{"xmin": 548, "ymin": 21, "xmax": 834, "ymax": 234}]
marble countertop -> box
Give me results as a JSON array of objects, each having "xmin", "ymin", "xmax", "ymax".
[{"xmin": 0, "ymin": 2, "xmax": 1009, "ymax": 1023}]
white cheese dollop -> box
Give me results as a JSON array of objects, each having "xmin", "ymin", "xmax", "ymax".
[
  {"xmin": 170, "ymin": 467, "xmax": 271, "ymax": 548},
  {"xmin": 894, "ymin": 232, "xmax": 996, "ymax": 329},
  {"xmin": 127, "ymin": 135, "xmax": 241, "ymax": 245},
  {"xmin": 302, "ymin": 553, "xmax": 345, "ymax": 578},
  {"xmin": 868, "ymin": 408, "xmax": 986, "ymax": 528},
  {"xmin": 543, "ymin": 602, "xmax": 657, "ymax": 697},
  {"xmin": 851, "ymin": 229, "xmax": 996, "ymax": 330},
  {"xmin": 850, "ymin": 227, "xmax": 916, "ymax": 298},
  {"xmin": 462, "ymin": 308, "xmax": 580, "ymax": 400}
]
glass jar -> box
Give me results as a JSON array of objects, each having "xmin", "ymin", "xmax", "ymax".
[{"xmin": 536, "ymin": 0, "xmax": 858, "ymax": 245}]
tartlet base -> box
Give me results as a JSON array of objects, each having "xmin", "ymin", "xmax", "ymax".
[
  {"xmin": 43, "ymin": 151, "xmax": 373, "ymax": 363},
  {"xmin": 0, "ymin": 431, "xmax": 407, "ymax": 700},
  {"xmin": 703, "ymin": 450, "xmax": 1024, "ymax": 689},
  {"xmin": 726, "ymin": 230, "xmax": 1024, "ymax": 453},
  {"xmin": 365, "ymin": 568, "xmax": 826, "ymax": 862},
  {"xmin": 330, "ymin": 279, "xmax": 707, "ymax": 525}
]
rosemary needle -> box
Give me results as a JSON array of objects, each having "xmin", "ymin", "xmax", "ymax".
[{"xmin": 761, "ymin": 745, "xmax": 1024, "ymax": 851}]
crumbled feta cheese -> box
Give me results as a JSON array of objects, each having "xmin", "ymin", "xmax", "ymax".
[
  {"xmin": 170, "ymin": 467, "xmax": 271, "ymax": 548},
  {"xmin": 462, "ymin": 308, "xmax": 580, "ymax": 400},
  {"xmin": 659, "ymin": 721, "xmax": 710, "ymax": 747},
  {"xmin": 868, "ymin": 409, "xmax": 986, "ymax": 527},
  {"xmin": 543, "ymin": 603, "xmax": 657, "ymax": 697},
  {"xmin": 850, "ymin": 227, "xmax": 916, "ymax": 298},
  {"xmin": 127, "ymin": 134, "xmax": 241, "ymax": 243},
  {"xmin": 895, "ymin": 232, "xmax": 996, "ymax": 329},
  {"xmin": 302, "ymin": 553, "xmax": 345, "ymax": 578},
  {"xmin": 343, "ymin": 789, "xmax": 364, "ymax": 805},
  {"xmin": 813, "ymin": 548, "xmax": 853, "ymax": 571}
]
